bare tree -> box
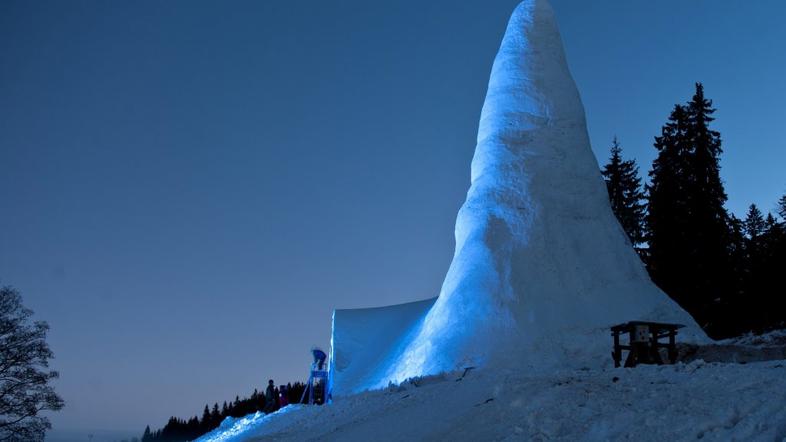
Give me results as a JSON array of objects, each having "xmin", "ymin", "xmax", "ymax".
[{"xmin": 0, "ymin": 286, "xmax": 64, "ymax": 442}]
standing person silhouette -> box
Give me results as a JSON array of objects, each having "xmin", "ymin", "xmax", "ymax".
[{"xmin": 265, "ymin": 379, "xmax": 276, "ymax": 413}]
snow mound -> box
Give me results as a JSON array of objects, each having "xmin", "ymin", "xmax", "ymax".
[
  {"xmin": 331, "ymin": 0, "xmax": 704, "ymax": 396},
  {"xmin": 199, "ymin": 361, "xmax": 786, "ymax": 441},
  {"xmin": 198, "ymin": 406, "xmax": 305, "ymax": 442},
  {"xmin": 678, "ymin": 329, "xmax": 786, "ymax": 365},
  {"xmin": 723, "ymin": 329, "xmax": 786, "ymax": 347}
]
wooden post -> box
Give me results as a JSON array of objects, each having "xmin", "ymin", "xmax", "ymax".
[
  {"xmin": 650, "ymin": 325, "xmax": 663, "ymax": 365},
  {"xmin": 668, "ymin": 329, "xmax": 677, "ymax": 363},
  {"xmin": 613, "ymin": 331, "xmax": 621, "ymax": 368}
]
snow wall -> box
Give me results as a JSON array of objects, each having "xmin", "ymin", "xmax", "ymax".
[
  {"xmin": 330, "ymin": 0, "xmax": 706, "ymax": 397},
  {"xmin": 329, "ymin": 297, "xmax": 437, "ymax": 395}
]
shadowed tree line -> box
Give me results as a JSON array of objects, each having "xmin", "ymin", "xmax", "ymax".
[
  {"xmin": 141, "ymin": 382, "xmax": 306, "ymax": 442},
  {"xmin": 602, "ymin": 83, "xmax": 786, "ymax": 339}
]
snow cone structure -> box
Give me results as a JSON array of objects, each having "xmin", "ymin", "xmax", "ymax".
[{"xmin": 330, "ymin": 0, "xmax": 705, "ymax": 396}]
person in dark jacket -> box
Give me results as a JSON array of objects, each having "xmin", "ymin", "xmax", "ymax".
[{"xmin": 265, "ymin": 379, "xmax": 277, "ymax": 413}]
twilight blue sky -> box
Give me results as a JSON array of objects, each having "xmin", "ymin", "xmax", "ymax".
[{"xmin": 1, "ymin": 0, "xmax": 784, "ymax": 436}]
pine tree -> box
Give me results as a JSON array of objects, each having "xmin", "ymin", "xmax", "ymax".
[
  {"xmin": 141, "ymin": 425, "xmax": 151, "ymax": 442},
  {"xmin": 726, "ymin": 214, "xmax": 747, "ymax": 302},
  {"xmin": 742, "ymin": 204, "xmax": 767, "ymax": 327},
  {"xmin": 765, "ymin": 213, "xmax": 779, "ymax": 230},
  {"xmin": 646, "ymin": 104, "xmax": 693, "ymax": 308},
  {"xmin": 759, "ymin": 212, "xmax": 785, "ymax": 330},
  {"xmin": 187, "ymin": 416, "xmax": 200, "ymax": 440},
  {"xmin": 762, "ymin": 213, "xmax": 784, "ymax": 265},
  {"xmin": 778, "ymin": 194, "xmax": 786, "ymax": 221},
  {"xmin": 201, "ymin": 404, "xmax": 211, "ymax": 431},
  {"xmin": 647, "ymin": 84, "xmax": 732, "ymax": 336},
  {"xmin": 601, "ymin": 137, "xmax": 646, "ymax": 246},
  {"xmin": 764, "ymin": 213, "xmax": 784, "ymax": 243},
  {"xmin": 744, "ymin": 204, "xmax": 765, "ymax": 240},
  {"xmin": 685, "ymin": 83, "xmax": 732, "ymax": 329},
  {"xmin": 210, "ymin": 403, "xmax": 221, "ymax": 428}
]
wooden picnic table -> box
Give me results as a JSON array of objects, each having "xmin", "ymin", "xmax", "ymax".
[{"xmin": 611, "ymin": 321, "xmax": 684, "ymax": 368}]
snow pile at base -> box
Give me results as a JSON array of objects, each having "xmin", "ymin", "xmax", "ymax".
[
  {"xmin": 198, "ymin": 406, "xmax": 305, "ymax": 442},
  {"xmin": 198, "ymin": 360, "xmax": 786, "ymax": 441},
  {"xmin": 724, "ymin": 330, "xmax": 786, "ymax": 347},
  {"xmin": 331, "ymin": 0, "xmax": 704, "ymax": 396}
]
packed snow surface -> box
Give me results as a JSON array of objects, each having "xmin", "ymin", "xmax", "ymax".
[
  {"xmin": 331, "ymin": 0, "xmax": 704, "ymax": 396},
  {"xmin": 198, "ymin": 360, "xmax": 786, "ymax": 441}
]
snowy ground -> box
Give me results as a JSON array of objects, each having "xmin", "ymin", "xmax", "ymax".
[{"xmin": 199, "ymin": 357, "xmax": 786, "ymax": 441}]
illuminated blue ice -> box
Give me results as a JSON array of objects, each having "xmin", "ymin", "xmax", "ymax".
[
  {"xmin": 329, "ymin": 0, "xmax": 705, "ymax": 396},
  {"xmin": 196, "ymin": 406, "xmax": 304, "ymax": 442}
]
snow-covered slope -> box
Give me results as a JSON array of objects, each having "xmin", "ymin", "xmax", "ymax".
[
  {"xmin": 199, "ymin": 360, "xmax": 786, "ymax": 441},
  {"xmin": 331, "ymin": 0, "xmax": 704, "ymax": 396}
]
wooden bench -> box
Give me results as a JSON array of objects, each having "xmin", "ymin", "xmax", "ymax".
[{"xmin": 611, "ymin": 321, "xmax": 684, "ymax": 368}]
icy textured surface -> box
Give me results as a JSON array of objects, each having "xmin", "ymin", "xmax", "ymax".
[{"xmin": 331, "ymin": 0, "xmax": 704, "ymax": 395}]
